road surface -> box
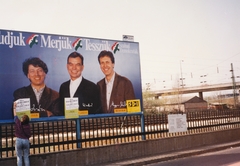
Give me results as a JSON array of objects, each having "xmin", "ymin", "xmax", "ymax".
[{"xmin": 146, "ymin": 146, "xmax": 240, "ymax": 166}]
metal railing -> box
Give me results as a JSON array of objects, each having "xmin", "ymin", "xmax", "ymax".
[{"xmin": 1, "ymin": 110, "xmax": 240, "ymax": 159}]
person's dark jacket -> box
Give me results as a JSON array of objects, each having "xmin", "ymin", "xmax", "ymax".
[
  {"xmin": 59, "ymin": 77, "xmax": 101, "ymax": 114},
  {"xmin": 13, "ymin": 85, "xmax": 61, "ymax": 117},
  {"xmin": 14, "ymin": 116, "xmax": 31, "ymax": 139},
  {"xmin": 97, "ymin": 73, "xmax": 135, "ymax": 113}
]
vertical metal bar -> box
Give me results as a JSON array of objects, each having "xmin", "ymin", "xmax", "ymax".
[
  {"xmin": 71, "ymin": 120, "xmax": 74, "ymax": 149},
  {"xmin": 100, "ymin": 118, "xmax": 103, "ymax": 146},
  {"xmin": 52, "ymin": 121, "xmax": 55, "ymax": 152},
  {"xmin": 83, "ymin": 118, "xmax": 86, "ymax": 147},
  {"xmin": 56, "ymin": 121, "xmax": 60, "ymax": 151},
  {"xmin": 107, "ymin": 117, "xmax": 111, "ymax": 145},
  {"xmin": 61, "ymin": 121, "xmax": 64, "ymax": 150},
  {"xmin": 141, "ymin": 113, "xmax": 146, "ymax": 140},
  {"xmin": 43, "ymin": 122, "xmax": 46, "ymax": 153},
  {"xmin": 0, "ymin": 124, "xmax": 2, "ymax": 158},
  {"xmin": 31, "ymin": 123, "xmax": 35, "ymax": 154},
  {"xmin": 66, "ymin": 120, "xmax": 69, "ymax": 149},
  {"xmin": 94, "ymin": 118, "xmax": 98, "ymax": 146},
  {"xmin": 123, "ymin": 116, "xmax": 127, "ymax": 143},
  {"xmin": 88, "ymin": 119, "xmax": 92, "ymax": 147},
  {"xmin": 93, "ymin": 118, "xmax": 95, "ymax": 146},
  {"xmin": 4, "ymin": 125, "xmax": 8, "ymax": 157},
  {"xmin": 11, "ymin": 124, "xmax": 14, "ymax": 157},
  {"xmin": 76, "ymin": 118, "xmax": 81, "ymax": 148},
  {"xmin": 47, "ymin": 122, "xmax": 50, "ymax": 152}
]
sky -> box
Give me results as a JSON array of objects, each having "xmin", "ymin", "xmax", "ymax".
[{"xmin": 1, "ymin": 0, "xmax": 240, "ymax": 92}]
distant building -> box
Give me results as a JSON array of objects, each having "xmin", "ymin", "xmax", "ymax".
[
  {"xmin": 208, "ymin": 103, "xmax": 229, "ymax": 110},
  {"xmin": 157, "ymin": 96, "xmax": 208, "ymax": 112},
  {"xmin": 182, "ymin": 96, "xmax": 208, "ymax": 112}
]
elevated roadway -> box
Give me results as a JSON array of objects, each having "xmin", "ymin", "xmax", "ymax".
[{"xmin": 153, "ymin": 81, "xmax": 240, "ymax": 99}]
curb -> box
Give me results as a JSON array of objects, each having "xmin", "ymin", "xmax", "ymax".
[{"xmin": 103, "ymin": 141, "xmax": 240, "ymax": 166}]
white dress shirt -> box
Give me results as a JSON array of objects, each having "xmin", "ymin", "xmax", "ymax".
[
  {"xmin": 70, "ymin": 76, "xmax": 82, "ymax": 98},
  {"xmin": 105, "ymin": 72, "xmax": 115, "ymax": 109}
]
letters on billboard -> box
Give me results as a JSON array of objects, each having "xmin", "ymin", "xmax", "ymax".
[{"xmin": 0, "ymin": 29, "xmax": 142, "ymax": 120}]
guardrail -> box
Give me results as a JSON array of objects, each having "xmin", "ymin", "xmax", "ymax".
[
  {"xmin": 0, "ymin": 112, "xmax": 144, "ymax": 158},
  {"xmin": 1, "ymin": 110, "xmax": 240, "ymax": 159}
]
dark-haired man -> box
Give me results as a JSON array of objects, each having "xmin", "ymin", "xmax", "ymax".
[
  {"xmin": 59, "ymin": 52, "xmax": 101, "ymax": 114},
  {"xmin": 97, "ymin": 50, "xmax": 135, "ymax": 113},
  {"xmin": 13, "ymin": 57, "xmax": 60, "ymax": 117}
]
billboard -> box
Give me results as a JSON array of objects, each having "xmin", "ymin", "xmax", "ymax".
[{"xmin": 0, "ymin": 29, "xmax": 142, "ymax": 120}]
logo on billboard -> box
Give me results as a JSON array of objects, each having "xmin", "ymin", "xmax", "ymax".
[
  {"xmin": 26, "ymin": 34, "xmax": 38, "ymax": 48},
  {"xmin": 123, "ymin": 35, "xmax": 134, "ymax": 41},
  {"xmin": 72, "ymin": 38, "xmax": 82, "ymax": 51},
  {"xmin": 111, "ymin": 42, "xmax": 120, "ymax": 54}
]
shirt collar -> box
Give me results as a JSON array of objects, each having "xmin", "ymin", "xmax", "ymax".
[
  {"xmin": 70, "ymin": 75, "xmax": 82, "ymax": 85},
  {"xmin": 105, "ymin": 72, "xmax": 115, "ymax": 84},
  {"xmin": 31, "ymin": 85, "xmax": 45, "ymax": 93}
]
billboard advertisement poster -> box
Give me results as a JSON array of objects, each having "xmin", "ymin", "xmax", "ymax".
[{"xmin": 0, "ymin": 29, "xmax": 142, "ymax": 120}]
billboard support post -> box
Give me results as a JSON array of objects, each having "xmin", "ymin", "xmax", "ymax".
[{"xmin": 76, "ymin": 119, "xmax": 81, "ymax": 148}]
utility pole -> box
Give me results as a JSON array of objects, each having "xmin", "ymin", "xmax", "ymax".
[
  {"xmin": 230, "ymin": 63, "xmax": 237, "ymax": 108},
  {"xmin": 178, "ymin": 60, "xmax": 184, "ymax": 112},
  {"xmin": 180, "ymin": 60, "xmax": 184, "ymax": 88}
]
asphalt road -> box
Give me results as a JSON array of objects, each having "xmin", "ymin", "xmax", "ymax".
[{"xmin": 146, "ymin": 146, "xmax": 240, "ymax": 166}]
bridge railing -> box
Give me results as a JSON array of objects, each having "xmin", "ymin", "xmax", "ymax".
[
  {"xmin": 1, "ymin": 109, "xmax": 240, "ymax": 159},
  {"xmin": 0, "ymin": 113, "xmax": 144, "ymax": 158}
]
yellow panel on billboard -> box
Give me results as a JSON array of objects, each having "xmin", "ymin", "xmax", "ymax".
[
  {"xmin": 78, "ymin": 110, "xmax": 89, "ymax": 116},
  {"xmin": 114, "ymin": 108, "xmax": 127, "ymax": 113},
  {"xmin": 126, "ymin": 99, "xmax": 141, "ymax": 113}
]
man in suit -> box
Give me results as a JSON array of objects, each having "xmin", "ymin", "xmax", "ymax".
[
  {"xmin": 59, "ymin": 52, "xmax": 101, "ymax": 114},
  {"xmin": 13, "ymin": 57, "xmax": 60, "ymax": 117},
  {"xmin": 97, "ymin": 50, "xmax": 135, "ymax": 113}
]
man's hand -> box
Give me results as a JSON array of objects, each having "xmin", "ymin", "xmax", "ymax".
[{"xmin": 13, "ymin": 102, "xmax": 17, "ymax": 116}]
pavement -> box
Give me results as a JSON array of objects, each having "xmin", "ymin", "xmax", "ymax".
[{"xmin": 102, "ymin": 140, "xmax": 240, "ymax": 166}]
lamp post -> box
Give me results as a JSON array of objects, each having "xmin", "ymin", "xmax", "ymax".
[
  {"xmin": 237, "ymin": 76, "xmax": 240, "ymax": 106},
  {"xmin": 230, "ymin": 63, "xmax": 237, "ymax": 108},
  {"xmin": 180, "ymin": 60, "xmax": 184, "ymax": 88}
]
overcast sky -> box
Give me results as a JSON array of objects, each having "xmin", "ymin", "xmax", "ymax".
[{"xmin": 1, "ymin": 0, "xmax": 240, "ymax": 91}]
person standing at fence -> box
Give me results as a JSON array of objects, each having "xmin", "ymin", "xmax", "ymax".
[
  {"xmin": 13, "ymin": 104, "xmax": 31, "ymax": 166},
  {"xmin": 59, "ymin": 52, "xmax": 101, "ymax": 114},
  {"xmin": 97, "ymin": 50, "xmax": 136, "ymax": 113},
  {"xmin": 13, "ymin": 57, "xmax": 61, "ymax": 117}
]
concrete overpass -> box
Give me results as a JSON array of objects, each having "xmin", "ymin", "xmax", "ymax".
[{"xmin": 153, "ymin": 81, "xmax": 240, "ymax": 99}]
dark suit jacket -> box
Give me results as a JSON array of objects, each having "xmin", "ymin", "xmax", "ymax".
[
  {"xmin": 97, "ymin": 73, "xmax": 135, "ymax": 113},
  {"xmin": 13, "ymin": 85, "xmax": 60, "ymax": 117},
  {"xmin": 59, "ymin": 77, "xmax": 101, "ymax": 114}
]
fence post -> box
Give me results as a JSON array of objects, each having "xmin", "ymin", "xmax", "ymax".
[
  {"xmin": 0, "ymin": 125, "xmax": 2, "ymax": 158},
  {"xmin": 140, "ymin": 114, "xmax": 146, "ymax": 140},
  {"xmin": 76, "ymin": 118, "xmax": 81, "ymax": 148}
]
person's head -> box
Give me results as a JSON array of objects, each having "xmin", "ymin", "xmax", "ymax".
[
  {"xmin": 98, "ymin": 50, "xmax": 115, "ymax": 80},
  {"xmin": 21, "ymin": 114, "xmax": 29, "ymax": 125},
  {"xmin": 22, "ymin": 57, "xmax": 48, "ymax": 88},
  {"xmin": 67, "ymin": 52, "xmax": 84, "ymax": 81}
]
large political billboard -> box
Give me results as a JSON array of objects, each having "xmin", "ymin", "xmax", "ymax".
[{"xmin": 0, "ymin": 29, "xmax": 142, "ymax": 120}]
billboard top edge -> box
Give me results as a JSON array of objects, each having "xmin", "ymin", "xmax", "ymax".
[{"xmin": 0, "ymin": 28, "xmax": 139, "ymax": 44}]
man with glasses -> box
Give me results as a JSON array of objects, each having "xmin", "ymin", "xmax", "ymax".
[{"xmin": 13, "ymin": 57, "xmax": 60, "ymax": 117}]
